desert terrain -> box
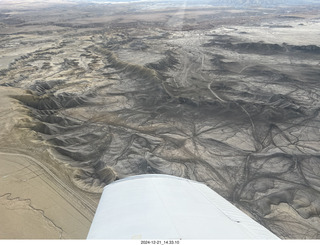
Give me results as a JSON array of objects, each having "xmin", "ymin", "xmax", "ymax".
[{"xmin": 1, "ymin": 0, "xmax": 320, "ymax": 239}]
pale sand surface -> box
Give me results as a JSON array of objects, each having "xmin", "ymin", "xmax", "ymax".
[
  {"xmin": 0, "ymin": 87, "xmax": 92, "ymax": 239},
  {"xmin": 0, "ymin": 153, "xmax": 91, "ymax": 239}
]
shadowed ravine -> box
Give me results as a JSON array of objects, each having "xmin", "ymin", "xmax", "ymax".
[{"xmin": 1, "ymin": 0, "xmax": 320, "ymax": 239}]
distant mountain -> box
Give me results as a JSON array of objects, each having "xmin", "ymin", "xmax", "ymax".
[
  {"xmin": 72, "ymin": 0, "xmax": 320, "ymax": 7},
  {"xmin": 188, "ymin": 0, "xmax": 320, "ymax": 7}
]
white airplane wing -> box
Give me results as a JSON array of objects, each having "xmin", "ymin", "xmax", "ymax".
[{"xmin": 87, "ymin": 174, "xmax": 279, "ymax": 240}]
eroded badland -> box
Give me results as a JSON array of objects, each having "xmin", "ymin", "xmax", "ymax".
[{"xmin": 1, "ymin": 0, "xmax": 320, "ymax": 239}]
